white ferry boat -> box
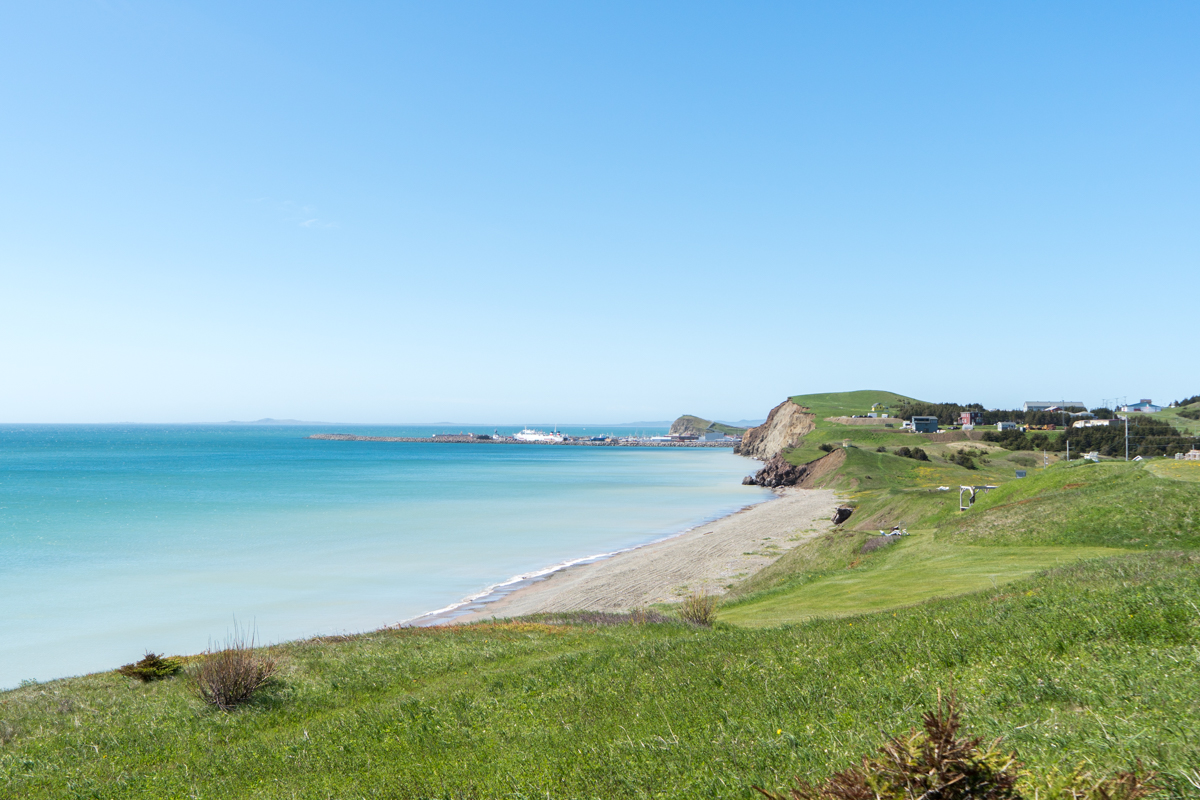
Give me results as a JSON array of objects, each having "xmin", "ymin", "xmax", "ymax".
[{"xmin": 512, "ymin": 427, "xmax": 566, "ymax": 443}]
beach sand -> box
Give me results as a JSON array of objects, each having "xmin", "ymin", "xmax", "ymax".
[{"xmin": 452, "ymin": 487, "xmax": 840, "ymax": 622}]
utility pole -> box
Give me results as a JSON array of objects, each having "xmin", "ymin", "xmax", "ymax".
[
  {"xmin": 1066, "ymin": 440, "xmax": 1070, "ymax": 462},
  {"xmin": 1124, "ymin": 414, "xmax": 1129, "ymax": 461}
]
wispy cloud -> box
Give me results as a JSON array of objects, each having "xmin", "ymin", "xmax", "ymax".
[{"xmin": 246, "ymin": 198, "xmax": 339, "ymax": 229}]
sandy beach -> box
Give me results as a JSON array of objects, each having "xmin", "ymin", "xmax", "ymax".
[{"xmin": 451, "ymin": 487, "xmax": 840, "ymax": 622}]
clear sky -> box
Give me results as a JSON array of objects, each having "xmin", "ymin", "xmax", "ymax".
[{"xmin": 2, "ymin": 2, "xmax": 1197, "ymax": 423}]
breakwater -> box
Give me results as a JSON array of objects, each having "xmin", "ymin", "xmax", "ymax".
[{"xmin": 307, "ymin": 433, "xmax": 736, "ymax": 447}]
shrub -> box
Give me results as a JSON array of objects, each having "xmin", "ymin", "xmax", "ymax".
[
  {"xmin": 754, "ymin": 695, "xmax": 1157, "ymax": 800},
  {"xmin": 911, "ymin": 447, "xmax": 929, "ymax": 462},
  {"xmin": 818, "ymin": 443, "xmax": 834, "ymax": 453},
  {"xmin": 195, "ymin": 631, "xmax": 278, "ymax": 711},
  {"xmin": 0, "ymin": 721, "xmax": 17, "ymax": 746},
  {"xmin": 953, "ymin": 452, "xmax": 977, "ymax": 470},
  {"xmin": 876, "ymin": 446, "xmax": 886, "ymax": 452},
  {"xmin": 117, "ymin": 652, "xmax": 182, "ymax": 683},
  {"xmin": 895, "ymin": 446, "xmax": 911, "ymax": 458},
  {"xmin": 678, "ymin": 591, "xmax": 717, "ymax": 626}
]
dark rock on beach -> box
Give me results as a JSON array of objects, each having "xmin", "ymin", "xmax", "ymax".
[
  {"xmin": 744, "ymin": 455, "xmax": 806, "ymax": 488},
  {"xmin": 832, "ymin": 506, "xmax": 854, "ymax": 525}
]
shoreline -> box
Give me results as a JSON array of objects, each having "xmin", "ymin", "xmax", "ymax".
[
  {"xmin": 405, "ymin": 486, "xmax": 840, "ymax": 626},
  {"xmin": 308, "ymin": 433, "xmax": 738, "ymax": 448}
]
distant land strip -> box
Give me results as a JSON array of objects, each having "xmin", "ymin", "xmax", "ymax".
[{"xmin": 306, "ymin": 433, "xmax": 736, "ymax": 447}]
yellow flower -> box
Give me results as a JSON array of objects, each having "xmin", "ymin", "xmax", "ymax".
[{"xmin": 777, "ymin": 729, "xmax": 782, "ymax": 735}]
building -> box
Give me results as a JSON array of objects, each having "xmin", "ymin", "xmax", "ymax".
[
  {"xmin": 911, "ymin": 416, "xmax": 939, "ymax": 433},
  {"xmin": 996, "ymin": 421, "xmax": 1018, "ymax": 431},
  {"xmin": 1185, "ymin": 449, "xmax": 1200, "ymax": 461},
  {"xmin": 1121, "ymin": 399, "xmax": 1162, "ymax": 413},
  {"xmin": 959, "ymin": 411, "xmax": 982, "ymax": 426},
  {"xmin": 697, "ymin": 431, "xmax": 729, "ymax": 442},
  {"xmin": 1072, "ymin": 419, "xmax": 1115, "ymax": 428},
  {"xmin": 1024, "ymin": 401, "xmax": 1084, "ymax": 412}
]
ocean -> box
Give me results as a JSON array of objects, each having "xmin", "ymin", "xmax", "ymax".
[{"xmin": 0, "ymin": 424, "xmax": 768, "ymax": 688}]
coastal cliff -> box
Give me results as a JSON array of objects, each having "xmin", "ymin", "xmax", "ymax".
[{"xmin": 733, "ymin": 399, "xmax": 816, "ymax": 460}]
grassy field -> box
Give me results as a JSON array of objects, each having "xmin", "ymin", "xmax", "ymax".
[
  {"xmin": 2, "ymin": 555, "xmax": 1198, "ymax": 799},
  {"xmin": 720, "ymin": 534, "xmax": 1122, "ymax": 627},
  {"xmin": 1148, "ymin": 402, "xmax": 1200, "ymax": 436},
  {"xmin": 4, "ymin": 390, "xmax": 1199, "ymax": 798}
]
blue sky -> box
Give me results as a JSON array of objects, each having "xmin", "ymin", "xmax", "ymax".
[{"xmin": 2, "ymin": 2, "xmax": 1197, "ymax": 423}]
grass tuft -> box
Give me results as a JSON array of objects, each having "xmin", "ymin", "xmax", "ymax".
[{"xmin": 679, "ymin": 591, "xmax": 717, "ymax": 626}]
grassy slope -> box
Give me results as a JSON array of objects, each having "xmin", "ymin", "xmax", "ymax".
[
  {"xmin": 674, "ymin": 415, "xmax": 747, "ymax": 436},
  {"xmin": 725, "ymin": 391, "xmax": 1200, "ymax": 626},
  {"xmin": 720, "ymin": 535, "xmax": 1122, "ymax": 627},
  {"xmin": 1148, "ymin": 402, "xmax": 1200, "ymax": 436},
  {"xmin": 2, "ymin": 556, "xmax": 1198, "ymax": 799}
]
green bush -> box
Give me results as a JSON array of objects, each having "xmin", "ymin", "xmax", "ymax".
[
  {"xmin": 116, "ymin": 652, "xmax": 182, "ymax": 683},
  {"xmin": 754, "ymin": 696, "xmax": 1157, "ymax": 800}
]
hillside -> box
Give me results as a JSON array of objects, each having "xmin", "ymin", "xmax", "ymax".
[
  {"xmin": 669, "ymin": 414, "xmax": 747, "ymax": 437},
  {"xmin": 2, "ymin": 553, "xmax": 1197, "ymax": 798}
]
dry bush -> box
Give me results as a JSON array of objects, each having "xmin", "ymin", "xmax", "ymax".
[
  {"xmin": 754, "ymin": 695, "xmax": 1157, "ymax": 800},
  {"xmin": 195, "ymin": 631, "xmax": 277, "ymax": 711},
  {"xmin": 117, "ymin": 651, "xmax": 182, "ymax": 683},
  {"xmin": 679, "ymin": 591, "xmax": 717, "ymax": 626},
  {"xmin": 0, "ymin": 721, "xmax": 17, "ymax": 746}
]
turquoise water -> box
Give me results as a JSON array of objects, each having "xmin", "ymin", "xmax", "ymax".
[{"xmin": 0, "ymin": 425, "xmax": 767, "ymax": 688}]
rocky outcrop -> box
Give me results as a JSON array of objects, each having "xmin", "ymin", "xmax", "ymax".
[
  {"xmin": 734, "ymin": 400, "xmax": 817, "ymax": 460},
  {"xmin": 742, "ymin": 449, "xmax": 845, "ymax": 489},
  {"xmin": 742, "ymin": 455, "xmax": 805, "ymax": 487},
  {"xmin": 670, "ymin": 415, "xmax": 711, "ymax": 436},
  {"xmin": 831, "ymin": 506, "xmax": 854, "ymax": 525}
]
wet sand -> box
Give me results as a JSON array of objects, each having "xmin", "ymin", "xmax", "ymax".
[{"xmin": 451, "ymin": 487, "xmax": 840, "ymax": 622}]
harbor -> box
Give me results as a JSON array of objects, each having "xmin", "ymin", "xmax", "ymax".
[{"xmin": 307, "ymin": 430, "xmax": 740, "ymax": 447}]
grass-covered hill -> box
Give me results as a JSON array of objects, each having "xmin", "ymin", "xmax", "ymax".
[
  {"xmin": 2, "ymin": 553, "xmax": 1197, "ymax": 799},
  {"xmin": 3, "ymin": 389, "xmax": 1199, "ymax": 799},
  {"xmin": 670, "ymin": 414, "xmax": 748, "ymax": 436}
]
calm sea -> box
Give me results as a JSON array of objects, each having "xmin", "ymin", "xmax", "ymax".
[{"xmin": 0, "ymin": 424, "xmax": 767, "ymax": 688}]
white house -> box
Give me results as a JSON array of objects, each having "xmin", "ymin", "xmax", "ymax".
[{"xmin": 996, "ymin": 421, "xmax": 1018, "ymax": 431}]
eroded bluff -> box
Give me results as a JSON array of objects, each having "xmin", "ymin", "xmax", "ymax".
[{"xmin": 734, "ymin": 399, "xmax": 816, "ymax": 460}]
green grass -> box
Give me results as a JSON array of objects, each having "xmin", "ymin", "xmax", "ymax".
[
  {"xmin": 1148, "ymin": 403, "xmax": 1200, "ymax": 436},
  {"xmin": 787, "ymin": 390, "xmax": 917, "ymax": 420},
  {"xmin": 1147, "ymin": 460, "xmax": 1200, "ymax": 482},
  {"xmin": 720, "ymin": 533, "xmax": 1122, "ymax": 627},
  {"xmin": 3, "ymin": 555, "xmax": 1199, "ymax": 799},
  {"xmin": 937, "ymin": 461, "xmax": 1200, "ymax": 549}
]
